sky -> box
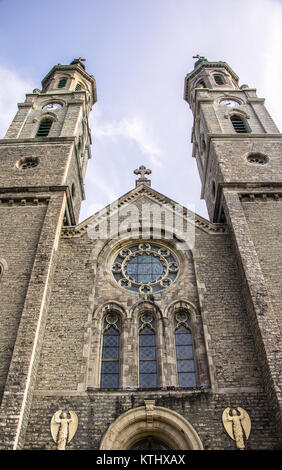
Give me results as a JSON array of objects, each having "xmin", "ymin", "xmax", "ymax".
[{"xmin": 0, "ymin": 0, "xmax": 281, "ymax": 223}]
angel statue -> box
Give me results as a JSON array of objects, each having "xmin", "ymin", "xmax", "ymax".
[
  {"xmin": 50, "ymin": 409, "xmax": 78, "ymax": 450},
  {"xmin": 222, "ymin": 407, "xmax": 251, "ymax": 450}
]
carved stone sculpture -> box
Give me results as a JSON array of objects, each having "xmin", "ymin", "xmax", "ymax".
[
  {"xmin": 222, "ymin": 407, "xmax": 251, "ymax": 450},
  {"xmin": 50, "ymin": 410, "xmax": 78, "ymax": 450}
]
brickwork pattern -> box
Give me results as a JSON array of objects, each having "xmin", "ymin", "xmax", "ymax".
[{"xmin": 24, "ymin": 390, "xmax": 276, "ymax": 450}]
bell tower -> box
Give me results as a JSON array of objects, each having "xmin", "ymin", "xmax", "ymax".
[
  {"xmin": 3, "ymin": 57, "xmax": 97, "ymax": 224},
  {"xmin": 184, "ymin": 57, "xmax": 280, "ymax": 222},
  {"xmin": 0, "ymin": 59, "xmax": 97, "ymax": 449},
  {"xmin": 184, "ymin": 57, "xmax": 282, "ymax": 443}
]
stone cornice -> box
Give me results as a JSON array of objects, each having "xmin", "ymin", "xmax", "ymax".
[
  {"xmin": 213, "ymin": 183, "xmax": 282, "ymax": 221},
  {"xmin": 0, "ymin": 185, "xmax": 76, "ymax": 224},
  {"xmin": 207, "ymin": 133, "xmax": 282, "ymax": 139},
  {"xmin": 0, "ymin": 136, "xmax": 76, "ymax": 145}
]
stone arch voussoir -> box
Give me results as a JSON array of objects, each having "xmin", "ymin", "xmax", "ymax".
[{"xmin": 99, "ymin": 403, "xmax": 203, "ymax": 450}]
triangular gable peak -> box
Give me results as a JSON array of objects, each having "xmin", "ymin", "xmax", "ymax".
[{"xmin": 62, "ymin": 183, "xmax": 227, "ymax": 239}]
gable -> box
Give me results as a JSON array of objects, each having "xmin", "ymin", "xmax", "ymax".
[{"xmin": 62, "ymin": 183, "xmax": 228, "ymax": 240}]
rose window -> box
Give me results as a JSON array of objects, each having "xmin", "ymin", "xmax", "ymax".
[{"xmin": 112, "ymin": 243, "xmax": 179, "ymax": 294}]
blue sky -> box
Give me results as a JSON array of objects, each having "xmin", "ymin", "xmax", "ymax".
[{"xmin": 0, "ymin": 0, "xmax": 281, "ymax": 222}]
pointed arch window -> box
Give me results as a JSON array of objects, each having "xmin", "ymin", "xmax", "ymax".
[
  {"xmin": 230, "ymin": 114, "xmax": 248, "ymax": 133},
  {"xmin": 139, "ymin": 314, "xmax": 157, "ymax": 388},
  {"xmin": 100, "ymin": 313, "xmax": 120, "ymax": 388},
  {"xmin": 174, "ymin": 312, "xmax": 196, "ymax": 387},
  {"xmin": 36, "ymin": 119, "xmax": 52, "ymax": 137}
]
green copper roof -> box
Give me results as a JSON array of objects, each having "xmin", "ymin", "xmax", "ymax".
[{"xmin": 194, "ymin": 58, "xmax": 208, "ymax": 68}]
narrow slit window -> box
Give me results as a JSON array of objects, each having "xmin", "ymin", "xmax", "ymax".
[
  {"xmin": 100, "ymin": 314, "xmax": 120, "ymax": 389},
  {"xmin": 139, "ymin": 314, "xmax": 157, "ymax": 388},
  {"xmin": 57, "ymin": 78, "xmax": 67, "ymax": 88},
  {"xmin": 230, "ymin": 115, "xmax": 248, "ymax": 133},
  {"xmin": 214, "ymin": 74, "xmax": 225, "ymax": 85},
  {"xmin": 36, "ymin": 119, "xmax": 52, "ymax": 137},
  {"xmin": 174, "ymin": 312, "xmax": 196, "ymax": 387}
]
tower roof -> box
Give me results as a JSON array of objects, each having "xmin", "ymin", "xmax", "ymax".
[
  {"xmin": 41, "ymin": 60, "xmax": 97, "ymax": 105},
  {"xmin": 186, "ymin": 60, "xmax": 239, "ymax": 82}
]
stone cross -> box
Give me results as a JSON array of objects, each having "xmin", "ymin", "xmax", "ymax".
[
  {"xmin": 134, "ymin": 165, "xmax": 152, "ymax": 187},
  {"xmin": 193, "ymin": 54, "xmax": 206, "ymax": 60}
]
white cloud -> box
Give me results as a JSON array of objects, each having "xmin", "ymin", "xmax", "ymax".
[
  {"xmin": 92, "ymin": 113, "xmax": 163, "ymax": 166},
  {"xmin": 0, "ymin": 67, "xmax": 33, "ymax": 138}
]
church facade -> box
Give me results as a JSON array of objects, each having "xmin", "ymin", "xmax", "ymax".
[{"xmin": 0, "ymin": 58, "xmax": 281, "ymax": 450}]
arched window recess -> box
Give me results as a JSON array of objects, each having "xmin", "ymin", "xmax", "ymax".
[
  {"xmin": 36, "ymin": 118, "xmax": 53, "ymax": 137},
  {"xmin": 57, "ymin": 77, "xmax": 67, "ymax": 89},
  {"xmin": 230, "ymin": 114, "xmax": 249, "ymax": 133},
  {"xmin": 214, "ymin": 73, "xmax": 225, "ymax": 85},
  {"xmin": 139, "ymin": 313, "xmax": 158, "ymax": 388},
  {"xmin": 100, "ymin": 312, "xmax": 121, "ymax": 389},
  {"xmin": 174, "ymin": 312, "xmax": 197, "ymax": 387},
  {"xmin": 85, "ymin": 302, "xmax": 127, "ymax": 390}
]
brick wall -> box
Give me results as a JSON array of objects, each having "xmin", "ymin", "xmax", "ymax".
[{"xmin": 22, "ymin": 197, "xmax": 279, "ymax": 449}]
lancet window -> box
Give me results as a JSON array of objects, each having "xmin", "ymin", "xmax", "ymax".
[
  {"xmin": 100, "ymin": 313, "xmax": 121, "ymax": 388},
  {"xmin": 174, "ymin": 312, "xmax": 196, "ymax": 387},
  {"xmin": 139, "ymin": 314, "xmax": 157, "ymax": 388}
]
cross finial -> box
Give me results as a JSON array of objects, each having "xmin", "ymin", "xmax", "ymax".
[
  {"xmin": 193, "ymin": 54, "xmax": 206, "ymax": 60},
  {"xmin": 134, "ymin": 165, "xmax": 152, "ymax": 187},
  {"xmin": 70, "ymin": 57, "xmax": 86, "ymax": 69}
]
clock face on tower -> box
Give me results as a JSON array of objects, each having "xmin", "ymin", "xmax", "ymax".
[
  {"xmin": 42, "ymin": 102, "xmax": 63, "ymax": 110},
  {"xmin": 220, "ymin": 99, "xmax": 240, "ymax": 107}
]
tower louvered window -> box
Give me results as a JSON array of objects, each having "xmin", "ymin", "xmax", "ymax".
[
  {"xmin": 36, "ymin": 119, "xmax": 52, "ymax": 137},
  {"xmin": 57, "ymin": 78, "xmax": 67, "ymax": 88},
  {"xmin": 139, "ymin": 314, "xmax": 157, "ymax": 388},
  {"xmin": 230, "ymin": 115, "xmax": 248, "ymax": 133},
  {"xmin": 174, "ymin": 312, "xmax": 196, "ymax": 387},
  {"xmin": 100, "ymin": 314, "xmax": 120, "ymax": 388},
  {"xmin": 214, "ymin": 74, "xmax": 225, "ymax": 85}
]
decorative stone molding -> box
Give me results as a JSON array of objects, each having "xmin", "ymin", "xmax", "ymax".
[
  {"xmin": 93, "ymin": 301, "xmax": 128, "ymax": 322},
  {"xmin": 144, "ymin": 400, "xmax": 155, "ymax": 424},
  {"xmin": 0, "ymin": 197, "xmax": 49, "ymax": 206},
  {"xmin": 99, "ymin": 404, "xmax": 204, "ymax": 450},
  {"xmin": 62, "ymin": 184, "xmax": 227, "ymax": 238},
  {"xmin": 224, "ymin": 108, "xmax": 250, "ymax": 119},
  {"xmin": 239, "ymin": 192, "xmax": 282, "ymax": 202}
]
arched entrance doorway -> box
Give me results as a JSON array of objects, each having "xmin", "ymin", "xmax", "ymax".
[
  {"xmin": 99, "ymin": 401, "xmax": 203, "ymax": 450},
  {"xmin": 129, "ymin": 436, "xmax": 171, "ymax": 450}
]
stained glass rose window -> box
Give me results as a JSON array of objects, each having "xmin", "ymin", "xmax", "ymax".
[{"xmin": 112, "ymin": 243, "xmax": 179, "ymax": 294}]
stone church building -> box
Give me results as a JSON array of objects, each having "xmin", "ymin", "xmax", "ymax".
[{"xmin": 0, "ymin": 57, "xmax": 281, "ymax": 450}]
